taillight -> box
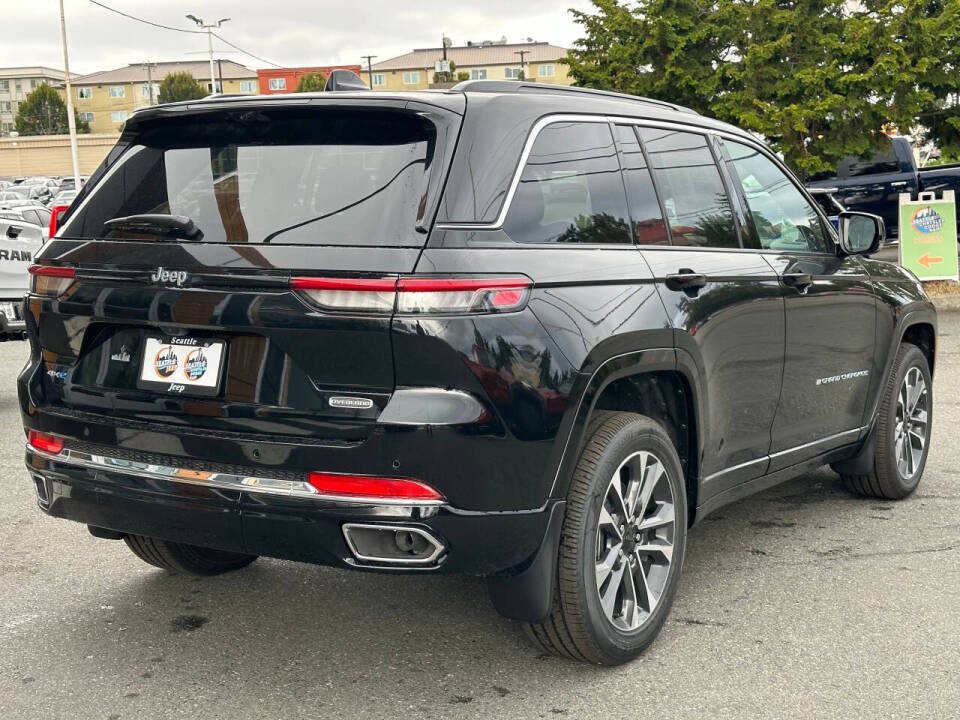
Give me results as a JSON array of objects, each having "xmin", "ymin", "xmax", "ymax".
[
  {"xmin": 307, "ymin": 472, "xmax": 443, "ymax": 502},
  {"xmin": 397, "ymin": 276, "xmax": 531, "ymax": 313},
  {"xmin": 290, "ymin": 275, "xmax": 532, "ymax": 314},
  {"xmin": 290, "ymin": 276, "xmax": 397, "ymax": 312},
  {"xmin": 29, "ymin": 265, "xmax": 75, "ymax": 297},
  {"xmin": 28, "ymin": 430, "xmax": 64, "ymax": 455},
  {"xmin": 49, "ymin": 204, "xmax": 69, "ymax": 237}
]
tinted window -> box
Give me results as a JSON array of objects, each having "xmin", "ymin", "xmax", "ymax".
[
  {"xmin": 726, "ymin": 141, "xmax": 832, "ymax": 254},
  {"xmin": 503, "ymin": 121, "xmax": 631, "ymax": 244},
  {"xmin": 62, "ymin": 108, "xmax": 437, "ymax": 246},
  {"xmin": 638, "ymin": 128, "xmax": 738, "ymax": 248},
  {"xmin": 838, "ymin": 139, "xmax": 900, "ymax": 177},
  {"xmin": 615, "ymin": 125, "xmax": 669, "ymax": 245}
]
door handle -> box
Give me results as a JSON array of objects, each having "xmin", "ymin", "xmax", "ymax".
[
  {"xmin": 782, "ymin": 272, "xmax": 814, "ymax": 290},
  {"xmin": 665, "ymin": 269, "xmax": 708, "ymax": 292}
]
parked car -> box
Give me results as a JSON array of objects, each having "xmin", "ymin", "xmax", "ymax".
[
  {"xmin": 808, "ymin": 135, "xmax": 960, "ymax": 239},
  {"xmin": 21, "ymin": 82, "xmax": 936, "ymax": 665},
  {"xmin": 0, "ymin": 216, "xmax": 43, "ymax": 338},
  {"xmin": 49, "ymin": 189, "xmax": 78, "ymax": 208},
  {"xmin": 0, "ymin": 204, "xmax": 52, "ymax": 239}
]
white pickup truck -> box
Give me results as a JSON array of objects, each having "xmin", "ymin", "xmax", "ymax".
[{"xmin": 0, "ymin": 216, "xmax": 43, "ymax": 339}]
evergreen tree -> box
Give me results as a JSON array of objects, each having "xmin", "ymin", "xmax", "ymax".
[{"xmin": 157, "ymin": 72, "xmax": 207, "ymax": 104}]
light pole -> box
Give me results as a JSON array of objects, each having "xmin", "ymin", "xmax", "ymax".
[
  {"xmin": 58, "ymin": 0, "xmax": 80, "ymax": 190},
  {"xmin": 186, "ymin": 14, "xmax": 230, "ymax": 93}
]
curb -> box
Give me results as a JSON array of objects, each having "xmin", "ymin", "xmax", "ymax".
[{"xmin": 931, "ymin": 296, "xmax": 960, "ymax": 312}]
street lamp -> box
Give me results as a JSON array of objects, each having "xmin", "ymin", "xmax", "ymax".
[{"xmin": 186, "ymin": 15, "xmax": 231, "ymax": 94}]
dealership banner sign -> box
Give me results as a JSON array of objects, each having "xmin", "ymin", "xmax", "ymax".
[{"xmin": 899, "ymin": 190, "xmax": 958, "ymax": 281}]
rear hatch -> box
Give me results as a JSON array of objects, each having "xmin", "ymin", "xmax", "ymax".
[{"xmin": 31, "ymin": 97, "xmax": 463, "ymax": 443}]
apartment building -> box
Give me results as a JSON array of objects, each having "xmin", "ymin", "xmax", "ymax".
[
  {"xmin": 0, "ymin": 67, "xmax": 66, "ymax": 135},
  {"xmin": 369, "ymin": 41, "xmax": 571, "ymax": 91},
  {"xmin": 66, "ymin": 60, "xmax": 258, "ymax": 133}
]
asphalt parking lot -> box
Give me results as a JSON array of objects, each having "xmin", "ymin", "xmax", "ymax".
[{"xmin": 1, "ymin": 315, "xmax": 958, "ymax": 720}]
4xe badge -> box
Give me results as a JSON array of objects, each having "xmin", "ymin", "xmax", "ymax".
[{"xmin": 150, "ymin": 266, "xmax": 188, "ymax": 287}]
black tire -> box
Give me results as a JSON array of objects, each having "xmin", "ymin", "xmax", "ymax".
[
  {"xmin": 836, "ymin": 342, "xmax": 932, "ymax": 499},
  {"xmin": 124, "ymin": 535, "xmax": 258, "ymax": 576},
  {"xmin": 524, "ymin": 411, "xmax": 687, "ymax": 665}
]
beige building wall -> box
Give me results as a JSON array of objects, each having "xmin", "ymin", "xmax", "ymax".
[
  {"xmin": 372, "ymin": 61, "xmax": 571, "ymax": 92},
  {"xmin": 0, "ymin": 133, "xmax": 117, "ymax": 177},
  {"xmin": 63, "ymin": 77, "xmax": 256, "ymax": 134}
]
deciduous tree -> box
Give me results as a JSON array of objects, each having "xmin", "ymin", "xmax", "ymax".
[
  {"xmin": 14, "ymin": 83, "xmax": 90, "ymax": 136},
  {"xmin": 157, "ymin": 72, "xmax": 207, "ymax": 104}
]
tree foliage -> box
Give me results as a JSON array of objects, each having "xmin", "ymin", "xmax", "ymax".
[
  {"xmin": 14, "ymin": 83, "xmax": 90, "ymax": 136},
  {"xmin": 157, "ymin": 72, "xmax": 207, "ymax": 104},
  {"xmin": 295, "ymin": 72, "xmax": 327, "ymax": 92},
  {"xmin": 564, "ymin": 0, "xmax": 958, "ymax": 177}
]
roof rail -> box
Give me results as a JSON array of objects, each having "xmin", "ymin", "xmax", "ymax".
[{"xmin": 450, "ymin": 80, "xmax": 697, "ymax": 115}]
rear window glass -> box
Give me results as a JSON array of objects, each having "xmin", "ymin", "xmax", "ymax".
[
  {"xmin": 61, "ymin": 108, "xmax": 437, "ymax": 246},
  {"xmin": 837, "ymin": 139, "xmax": 900, "ymax": 177}
]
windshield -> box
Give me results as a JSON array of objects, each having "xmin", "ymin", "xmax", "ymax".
[{"xmin": 61, "ymin": 107, "xmax": 438, "ymax": 246}]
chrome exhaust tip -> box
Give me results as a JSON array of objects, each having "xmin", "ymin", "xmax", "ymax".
[
  {"xmin": 342, "ymin": 523, "xmax": 445, "ymax": 566},
  {"xmin": 31, "ymin": 474, "xmax": 50, "ymax": 508}
]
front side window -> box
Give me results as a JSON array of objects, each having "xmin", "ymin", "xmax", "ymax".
[
  {"xmin": 615, "ymin": 125, "xmax": 669, "ymax": 245},
  {"xmin": 268, "ymin": 77, "xmax": 286, "ymax": 90},
  {"xmin": 109, "ymin": 86, "xmax": 125, "ymax": 98},
  {"xmin": 725, "ymin": 140, "xmax": 832, "ymax": 254},
  {"xmin": 503, "ymin": 121, "xmax": 631, "ymax": 245},
  {"xmin": 638, "ymin": 128, "xmax": 738, "ymax": 248},
  {"xmin": 402, "ymin": 71, "xmax": 420, "ymax": 85},
  {"xmin": 371, "ymin": 73, "xmax": 386, "ymax": 87},
  {"xmin": 470, "ymin": 69, "xmax": 487, "ymax": 80},
  {"xmin": 77, "ymin": 87, "xmax": 92, "ymax": 99}
]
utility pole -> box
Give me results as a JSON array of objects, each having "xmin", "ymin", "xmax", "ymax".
[
  {"xmin": 58, "ymin": 0, "xmax": 80, "ymax": 190},
  {"xmin": 361, "ymin": 55, "xmax": 377, "ymax": 88},
  {"xmin": 514, "ymin": 50, "xmax": 529, "ymax": 81},
  {"xmin": 217, "ymin": 59, "xmax": 223, "ymax": 94},
  {"xmin": 186, "ymin": 14, "xmax": 230, "ymax": 93},
  {"xmin": 142, "ymin": 61, "xmax": 157, "ymax": 105}
]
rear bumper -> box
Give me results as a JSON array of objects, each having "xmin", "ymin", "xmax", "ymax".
[{"xmin": 25, "ymin": 441, "xmax": 557, "ymax": 575}]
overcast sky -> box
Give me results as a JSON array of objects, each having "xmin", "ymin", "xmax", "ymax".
[{"xmin": 4, "ymin": 1, "xmax": 595, "ymax": 76}]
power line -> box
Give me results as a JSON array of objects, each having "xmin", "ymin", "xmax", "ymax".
[
  {"xmin": 87, "ymin": 0, "xmax": 204, "ymax": 34},
  {"xmin": 211, "ymin": 32, "xmax": 284, "ymax": 69}
]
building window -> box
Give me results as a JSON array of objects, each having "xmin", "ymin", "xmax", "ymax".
[
  {"xmin": 77, "ymin": 87, "xmax": 92, "ymax": 99},
  {"xmin": 240, "ymin": 80, "xmax": 256, "ymax": 93},
  {"xmin": 140, "ymin": 83, "xmax": 159, "ymax": 99},
  {"xmin": 470, "ymin": 69, "xmax": 487, "ymax": 80},
  {"xmin": 402, "ymin": 71, "xmax": 420, "ymax": 85},
  {"xmin": 505, "ymin": 67, "xmax": 522, "ymax": 79},
  {"xmin": 111, "ymin": 110, "xmax": 128, "ymax": 123},
  {"xmin": 79, "ymin": 112, "xmax": 95, "ymax": 123},
  {"xmin": 0, "ymin": 80, "xmax": 7, "ymax": 91},
  {"xmin": 268, "ymin": 77, "xmax": 286, "ymax": 91},
  {"xmin": 0, "ymin": 101, "xmax": 10, "ymax": 113},
  {"xmin": 206, "ymin": 81, "xmax": 223, "ymax": 93},
  {"xmin": 538, "ymin": 65, "xmax": 555, "ymax": 77},
  {"xmin": 109, "ymin": 86, "xmax": 125, "ymax": 98},
  {"xmin": 372, "ymin": 73, "xmax": 386, "ymax": 87}
]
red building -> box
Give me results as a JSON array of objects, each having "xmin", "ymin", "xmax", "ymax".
[{"xmin": 257, "ymin": 66, "xmax": 363, "ymax": 94}]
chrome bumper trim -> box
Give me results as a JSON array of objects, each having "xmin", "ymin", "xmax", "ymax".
[{"xmin": 25, "ymin": 443, "xmax": 445, "ymax": 506}]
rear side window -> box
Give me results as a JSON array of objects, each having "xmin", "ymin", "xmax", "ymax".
[
  {"xmin": 614, "ymin": 125, "xmax": 669, "ymax": 245},
  {"xmin": 638, "ymin": 128, "xmax": 738, "ymax": 248},
  {"xmin": 838, "ymin": 139, "xmax": 900, "ymax": 177},
  {"xmin": 503, "ymin": 121, "xmax": 631, "ymax": 244},
  {"xmin": 725, "ymin": 140, "xmax": 832, "ymax": 254},
  {"xmin": 61, "ymin": 108, "xmax": 437, "ymax": 246}
]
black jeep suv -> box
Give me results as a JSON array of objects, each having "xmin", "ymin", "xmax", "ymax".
[{"xmin": 21, "ymin": 81, "xmax": 936, "ymax": 665}]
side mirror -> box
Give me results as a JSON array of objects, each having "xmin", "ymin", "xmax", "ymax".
[{"xmin": 838, "ymin": 212, "xmax": 884, "ymax": 256}]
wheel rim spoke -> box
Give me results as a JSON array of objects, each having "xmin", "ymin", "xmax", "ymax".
[
  {"xmin": 595, "ymin": 543, "xmax": 621, "ymax": 591},
  {"xmin": 894, "ymin": 366, "xmax": 928, "ymax": 480},
  {"xmin": 638, "ymin": 501, "xmax": 674, "ymax": 531},
  {"xmin": 635, "ymin": 541, "xmax": 673, "ymax": 565}
]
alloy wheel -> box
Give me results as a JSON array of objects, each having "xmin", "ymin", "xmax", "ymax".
[
  {"xmin": 595, "ymin": 450, "xmax": 677, "ymax": 632},
  {"xmin": 895, "ymin": 366, "xmax": 928, "ymax": 480}
]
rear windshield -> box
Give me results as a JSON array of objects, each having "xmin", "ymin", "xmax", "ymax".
[{"xmin": 62, "ymin": 107, "xmax": 437, "ymax": 246}]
